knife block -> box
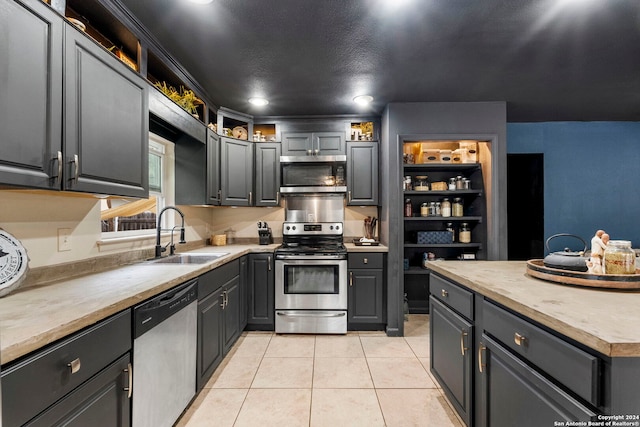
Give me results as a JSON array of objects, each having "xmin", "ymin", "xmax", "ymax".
[{"xmin": 259, "ymin": 229, "xmax": 273, "ymax": 245}]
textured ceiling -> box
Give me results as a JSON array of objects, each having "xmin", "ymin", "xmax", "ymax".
[{"xmin": 118, "ymin": 0, "xmax": 640, "ymax": 121}]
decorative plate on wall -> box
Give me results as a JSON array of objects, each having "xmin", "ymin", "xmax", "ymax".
[
  {"xmin": 232, "ymin": 126, "xmax": 248, "ymax": 140},
  {"xmin": 0, "ymin": 229, "xmax": 29, "ymax": 297}
]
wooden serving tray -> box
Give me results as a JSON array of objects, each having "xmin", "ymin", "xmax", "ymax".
[{"xmin": 526, "ymin": 259, "xmax": 640, "ymax": 290}]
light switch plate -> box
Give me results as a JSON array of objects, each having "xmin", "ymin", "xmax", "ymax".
[{"xmin": 58, "ymin": 228, "xmax": 72, "ymax": 252}]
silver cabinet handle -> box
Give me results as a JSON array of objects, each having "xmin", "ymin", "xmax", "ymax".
[
  {"xmin": 71, "ymin": 154, "xmax": 79, "ymax": 184},
  {"xmin": 218, "ymin": 189, "xmax": 222, "ymax": 201},
  {"xmin": 478, "ymin": 343, "xmax": 486, "ymax": 373},
  {"xmin": 348, "ymin": 191, "xmax": 352, "ymax": 203},
  {"xmin": 220, "ymin": 291, "xmax": 226, "ymax": 308},
  {"xmin": 268, "ymin": 256, "xmax": 271, "ymax": 271},
  {"xmin": 68, "ymin": 358, "xmax": 81, "ymax": 374},
  {"xmin": 441, "ymin": 289, "xmax": 448, "ymax": 298},
  {"xmin": 349, "ymin": 271, "xmax": 353, "ymax": 286},
  {"xmin": 249, "ymin": 191, "xmax": 253, "ymax": 205},
  {"xmin": 123, "ymin": 363, "xmax": 133, "ymax": 398},
  {"xmin": 460, "ymin": 331, "xmax": 468, "ymax": 356},
  {"xmin": 514, "ymin": 332, "xmax": 526, "ymax": 346},
  {"xmin": 276, "ymin": 191, "xmax": 280, "ymax": 204},
  {"xmin": 54, "ymin": 151, "xmax": 63, "ymax": 185},
  {"xmin": 363, "ymin": 258, "xmax": 368, "ymax": 264},
  {"xmin": 225, "ymin": 290, "xmax": 229, "ymax": 307}
]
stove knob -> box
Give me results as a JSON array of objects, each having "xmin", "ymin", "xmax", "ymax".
[
  {"xmin": 330, "ymin": 225, "xmax": 334, "ymax": 230},
  {"xmin": 336, "ymin": 225, "xmax": 340, "ymax": 230},
  {"xmin": 286, "ymin": 226, "xmax": 290, "ymax": 231},
  {"xmin": 292, "ymin": 226, "xmax": 296, "ymax": 230}
]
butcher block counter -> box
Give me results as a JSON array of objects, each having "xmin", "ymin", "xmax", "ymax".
[
  {"xmin": 0, "ymin": 242, "xmax": 388, "ymax": 366},
  {"xmin": 0, "ymin": 245, "xmax": 278, "ymax": 366},
  {"xmin": 426, "ymin": 260, "xmax": 640, "ymax": 357}
]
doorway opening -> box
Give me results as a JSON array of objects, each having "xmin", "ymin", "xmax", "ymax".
[{"xmin": 507, "ymin": 153, "xmax": 544, "ymax": 260}]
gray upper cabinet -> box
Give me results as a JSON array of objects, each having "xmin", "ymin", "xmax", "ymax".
[
  {"xmin": 220, "ymin": 137, "xmax": 254, "ymax": 206},
  {"xmin": 254, "ymin": 143, "xmax": 281, "ymax": 206},
  {"xmin": 0, "ymin": 2, "xmax": 148, "ymax": 198},
  {"xmin": 207, "ymin": 130, "xmax": 221, "ymax": 205},
  {"xmin": 281, "ymin": 132, "xmax": 345, "ymax": 156},
  {"xmin": 347, "ymin": 141, "xmax": 378, "ymax": 205},
  {"xmin": 64, "ymin": 24, "xmax": 148, "ymax": 198},
  {"xmin": 0, "ymin": 0, "xmax": 63, "ymax": 190}
]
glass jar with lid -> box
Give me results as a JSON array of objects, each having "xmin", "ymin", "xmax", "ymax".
[
  {"xmin": 414, "ymin": 176, "xmax": 429, "ymax": 191},
  {"xmin": 452, "ymin": 198, "xmax": 464, "ymax": 217},
  {"xmin": 459, "ymin": 223, "xmax": 471, "ymax": 243},
  {"xmin": 420, "ymin": 202, "xmax": 429, "ymax": 217},
  {"xmin": 441, "ymin": 198, "xmax": 451, "ymax": 217},
  {"xmin": 604, "ymin": 240, "xmax": 636, "ymax": 274}
]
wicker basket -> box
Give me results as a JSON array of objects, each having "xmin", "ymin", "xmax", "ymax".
[
  {"xmin": 211, "ymin": 235, "xmax": 226, "ymax": 246},
  {"xmin": 431, "ymin": 181, "xmax": 448, "ymax": 191}
]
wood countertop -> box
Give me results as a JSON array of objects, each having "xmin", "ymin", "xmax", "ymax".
[
  {"xmin": 0, "ymin": 245, "xmax": 278, "ymax": 366},
  {"xmin": 0, "ymin": 242, "xmax": 387, "ymax": 366},
  {"xmin": 426, "ymin": 261, "xmax": 640, "ymax": 358}
]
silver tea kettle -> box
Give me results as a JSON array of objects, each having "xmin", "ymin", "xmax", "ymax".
[{"xmin": 543, "ymin": 233, "xmax": 589, "ymax": 272}]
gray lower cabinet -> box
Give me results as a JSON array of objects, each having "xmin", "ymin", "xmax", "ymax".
[
  {"xmin": 430, "ymin": 297, "xmax": 473, "ymax": 426},
  {"xmin": 479, "ymin": 335, "xmax": 596, "ymax": 427},
  {"xmin": 197, "ymin": 259, "xmax": 241, "ymax": 390},
  {"xmin": 347, "ymin": 141, "xmax": 379, "ymax": 205},
  {"xmin": 1, "ymin": 310, "xmax": 132, "ymax": 427},
  {"xmin": 246, "ymin": 253, "xmax": 275, "ymax": 330},
  {"xmin": 281, "ymin": 131, "xmax": 346, "ymax": 156},
  {"xmin": 347, "ymin": 253, "xmax": 385, "ymax": 329},
  {"xmin": 221, "ymin": 137, "xmax": 254, "ymax": 206},
  {"xmin": 0, "ymin": 0, "xmax": 148, "ymax": 198},
  {"xmin": 254, "ymin": 143, "xmax": 281, "ymax": 206}
]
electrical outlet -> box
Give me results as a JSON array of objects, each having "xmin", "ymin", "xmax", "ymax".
[{"xmin": 58, "ymin": 228, "xmax": 72, "ymax": 252}]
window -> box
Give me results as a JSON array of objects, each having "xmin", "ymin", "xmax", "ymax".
[{"xmin": 101, "ymin": 134, "xmax": 175, "ymax": 236}]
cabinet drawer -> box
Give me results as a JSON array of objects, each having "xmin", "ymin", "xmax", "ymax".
[
  {"xmin": 429, "ymin": 273, "xmax": 474, "ymax": 320},
  {"xmin": 483, "ymin": 300, "xmax": 600, "ymax": 407},
  {"xmin": 199, "ymin": 258, "xmax": 240, "ymax": 298},
  {"xmin": 348, "ymin": 253, "xmax": 384, "ymax": 269},
  {"xmin": 1, "ymin": 310, "xmax": 131, "ymax": 427}
]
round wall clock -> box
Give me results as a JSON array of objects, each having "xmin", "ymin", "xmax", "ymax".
[{"xmin": 0, "ymin": 229, "xmax": 29, "ymax": 297}]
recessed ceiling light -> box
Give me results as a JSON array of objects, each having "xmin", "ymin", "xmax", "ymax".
[
  {"xmin": 188, "ymin": 0, "xmax": 213, "ymax": 4},
  {"xmin": 248, "ymin": 97, "xmax": 269, "ymax": 106},
  {"xmin": 353, "ymin": 95, "xmax": 374, "ymax": 105}
]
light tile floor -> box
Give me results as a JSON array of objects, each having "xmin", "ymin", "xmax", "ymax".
[{"xmin": 176, "ymin": 314, "xmax": 463, "ymax": 427}]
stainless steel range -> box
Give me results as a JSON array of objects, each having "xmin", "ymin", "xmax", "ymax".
[{"xmin": 275, "ymin": 194, "xmax": 347, "ymax": 334}]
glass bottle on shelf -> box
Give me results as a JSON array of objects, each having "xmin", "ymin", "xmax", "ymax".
[
  {"xmin": 452, "ymin": 198, "xmax": 464, "ymax": 217},
  {"xmin": 435, "ymin": 202, "xmax": 441, "ymax": 216},
  {"xmin": 404, "ymin": 199, "xmax": 413, "ymax": 217},
  {"xmin": 604, "ymin": 240, "xmax": 636, "ymax": 274},
  {"xmin": 441, "ymin": 198, "xmax": 451, "ymax": 217},
  {"xmin": 445, "ymin": 222, "xmax": 456, "ymax": 242},
  {"xmin": 420, "ymin": 202, "xmax": 429, "ymax": 217},
  {"xmin": 428, "ymin": 201, "xmax": 437, "ymax": 216},
  {"xmin": 414, "ymin": 176, "xmax": 429, "ymax": 191},
  {"xmin": 459, "ymin": 223, "xmax": 471, "ymax": 243},
  {"xmin": 448, "ymin": 178, "xmax": 456, "ymax": 191}
]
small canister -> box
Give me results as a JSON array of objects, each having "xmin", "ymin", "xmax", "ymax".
[
  {"xmin": 455, "ymin": 175, "xmax": 465, "ymax": 190},
  {"xmin": 428, "ymin": 201, "xmax": 437, "ymax": 216},
  {"xmin": 604, "ymin": 240, "xmax": 636, "ymax": 274},
  {"xmin": 463, "ymin": 179, "xmax": 472, "ymax": 190},
  {"xmin": 435, "ymin": 202, "xmax": 441, "ymax": 216},
  {"xmin": 420, "ymin": 202, "xmax": 429, "ymax": 217},
  {"xmin": 459, "ymin": 222, "xmax": 471, "ymax": 243},
  {"xmin": 445, "ymin": 222, "xmax": 455, "ymax": 242},
  {"xmin": 441, "ymin": 198, "xmax": 451, "ymax": 217},
  {"xmin": 403, "ymin": 176, "xmax": 412, "ymax": 191},
  {"xmin": 452, "ymin": 198, "xmax": 464, "ymax": 217},
  {"xmin": 448, "ymin": 178, "xmax": 457, "ymax": 191},
  {"xmin": 414, "ymin": 176, "xmax": 429, "ymax": 191}
]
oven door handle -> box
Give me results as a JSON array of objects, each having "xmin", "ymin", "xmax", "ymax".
[
  {"xmin": 275, "ymin": 254, "xmax": 347, "ymax": 260},
  {"xmin": 276, "ymin": 312, "xmax": 346, "ymax": 318}
]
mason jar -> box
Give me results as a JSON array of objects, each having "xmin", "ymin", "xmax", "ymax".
[
  {"xmin": 459, "ymin": 222, "xmax": 471, "ymax": 243},
  {"xmin": 420, "ymin": 202, "xmax": 429, "ymax": 217},
  {"xmin": 452, "ymin": 198, "xmax": 464, "ymax": 217},
  {"xmin": 604, "ymin": 240, "xmax": 636, "ymax": 274}
]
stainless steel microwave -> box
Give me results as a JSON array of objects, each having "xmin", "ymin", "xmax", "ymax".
[{"xmin": 280, "ymin": 155, "xmax": 347, "ymax": 194}]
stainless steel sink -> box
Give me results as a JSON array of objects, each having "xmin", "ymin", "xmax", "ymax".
[{"xmin": 148, "ymin": 253, "xmax": 229, "ymax": 264}]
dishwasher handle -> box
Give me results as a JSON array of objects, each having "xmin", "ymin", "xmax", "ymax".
[{"xmin": 134, "ymin": 279, "xmax": 198, "ymax": 338}]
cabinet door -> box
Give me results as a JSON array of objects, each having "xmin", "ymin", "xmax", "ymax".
[
  {"xmin": 239, "ymin": 256, "xmax": 248, "ymax": 330},
  {"xmin": 25, "ymin": 354, "xmax": 131, "ymax": 427},
  {"xmin": 315, "ymin": 132, "xmax": 346, "ymax": 155},
  {"xmin": 348, "ymin": 268, "xmax": 384, "ymax": 324},
  {"xmin": 479, "ymin": 335, "xmax": 597, "ymax": 427},
  {"xmin": 430, "ymin": 297, "xmax": 473, "ymax": 426},
  {"xmin": 64, "ymin": 24, "xmax": 148, "ymax": 198},
  {"xmin": 255, "ymin": 143, "xmax": 281, "ymax": 206},
  {"xmin": 207, "ymin": 130, "xmax": 221, "ymax": 205},
  {"xmin": 197, "ymin": 288, "xmax": 224, "ymax": 390},
  {"xmin": 281, "ymin": 132, "xmax": 313, "ymax": 155},
  {"xmin": 347, "ymin": 141, "xmax": 378, "ymax": 205},
  {"xmin": 0, "ymin": 0, "xmax": 62, "ymax": 190},
  {"xmin": 222, "ymin": 277, "xmax": 241, "ymax": 354},
  {"xmin": 220, "ymin": 137, "xmax": 254, "ymax": 206},
  {"xmin": 247, "ymin": 254, "xmax": 275, "ymax": 329}
]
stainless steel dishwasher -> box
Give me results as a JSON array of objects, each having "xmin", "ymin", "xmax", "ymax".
[{"xmin": 132, "ymin": 279, "xmax": 197, "ymax": 427}]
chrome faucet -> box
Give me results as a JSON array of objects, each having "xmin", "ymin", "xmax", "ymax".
[{"xmin": 155, "ymin": 206, "xmax": 186, "ymax": 258}]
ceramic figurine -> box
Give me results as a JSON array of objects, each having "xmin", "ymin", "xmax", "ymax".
[{"xmin": 586, "ymin": 229, "xmax": 609, "ymax": 274}]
